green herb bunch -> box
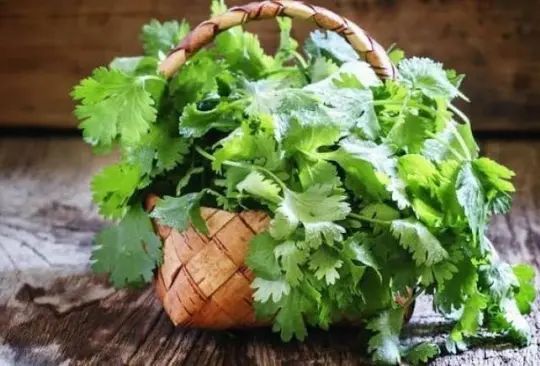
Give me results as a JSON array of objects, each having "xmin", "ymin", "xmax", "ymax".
[{"xmin": 72, "ymin": 1, "xmax": 535, "ymax": 364}]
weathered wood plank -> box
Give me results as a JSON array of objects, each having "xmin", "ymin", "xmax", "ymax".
[
  {"xmin": 0, "ymin": 138, "xmax": 539, "ymax": 365},
  {"xmin": 1, "ymin": 0, "xmax": 540, "ymax": 132}
]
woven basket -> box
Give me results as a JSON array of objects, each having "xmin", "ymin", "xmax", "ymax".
[{"xmin": 151, "ymin": 0, "xmax": 412, "ymax": 329}]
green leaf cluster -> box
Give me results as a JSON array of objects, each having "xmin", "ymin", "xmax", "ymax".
[{"xmin": 73, "ymin": 2, "xmax": 535, "ymax": 364}]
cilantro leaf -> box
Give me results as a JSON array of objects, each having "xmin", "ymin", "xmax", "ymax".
[
  {"xmin": 214, "ymin": 24, "xmax": 278, "ymax": 79},
  {"xmin": 308, "ymin": 247, "xmax": 343, "ymax": 285},
  {"xmin": 212, "ymin": 114, "xmax": 280, "ymax": 171},
  {"xmin": 170, "ymin": 50, "xmax": 232, "ymax": 111},
  {"xmin": 272, "ymin": 288, "xmax": 314, "ymax": 341},
  {"xmin": 456, "ymin": 161, "xmax": 487, "ymax": 244},
  {"xmin": 489, "ymin": 298, "xmax": 532, "ymax": 346},
  {"xmin": 398, "ymin": 57, "xmax": 459, "ymax": 100},
  {"xmin": 306, "ymin": 63, "xmax": 380, "ymax": 140},
  {"xmin": 210, "ymin": 0, "xmax": 227, "ymax": 16},
  {"xmin": 131, "ymin": 119, "xmax": 190, "ymax": 175},
  {"xmin": 435, "ymin": 254, "xmax": 477, "ymax": 313},
  {"xmin": 390, "ymin": 218, "xmax": 448, "ymax": 266},
  {"xmin": 72, "ymin": 67, "xmax": 159, "ymax": 148},
  {"xmin": 245, "ymin": 232, "xmax": 282, "ymax": 280},
  {"xmin": 472, "ymin": 157, "xmax": 515, "ymax": 215},
  {"xmin": 453, "ymin": 290, "xmax": 488, "ymax": 337},
  {"xmin": 480, "ymin": 260, "xmax": 519, "ymax": 301},
  {"xmin": 422, "ymin": 120, "xmax": 479, "ymax": 163},
  {"xmin": 512, "ymin": 264, "xmax": 536, "ymax": 314},
  {"xmin": 141, "ymin": 19, "xmax": 190, "ymax": 57},
  {"xmin": 309, "ymin": 57, "xmax": 339, "ymax": 83},
  {"xmin": 149, "ymin": 192, "xmax": 208, "ymax": 234},
  {"xmin": 91, "ymin": 162, "xmax": 141, "ymax": 219},
  {"xmin": 335, "ymin": 138, "xmax": 410, "ymax": 209},
  {"xmin": 275, "ymin": 241, "xmax": 307, "ymax": 286},
  {"xmin": 388, "ymin": 47, "xmax": 405, "ymax": 65},
  {"xmin": 179, "ymin": 98, "xmax": 244, "ymax": 138},
  {"xmin": 269, "ymin": 185, "xmax": 350, "ymax": 246},
  {"xmin": 403, "ymin": 342, "xmax": 440, "ymax": 365},
  {"xmin": 252, "ymin": 277, "xmax": 290, "ymax": 303},
  {"xmin": 92, "ymin": 205, "xmax": 162, "ymax": 287},
  {"xmin": 304, "ymin": 30, "xmax": 358, "ymax": 64},
  {"xmin": 109, "ymin": 56, "xmax": 158, "ymax": 75},
  {"xmin": 366, "ymin": 308, "xmax": 404, "ymax": 365},
  {"xmin": 275, "ymin": 17, "xmax": 298, "ymax": 62},
  {"xmin": 236, "ymin": 171, "xmax": 282, "ymax": 204},
  {"xmin": 297, "ymin": 159, "xmax": 340, "ymax": 190},
  {"xmin": 387, "ymin": 114, "xmax": 432, "ymax": 153}
]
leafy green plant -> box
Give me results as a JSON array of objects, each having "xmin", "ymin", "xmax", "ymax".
[{"xmin": 72, "ymin": 1, "xmax": 536, "ymax": 364}]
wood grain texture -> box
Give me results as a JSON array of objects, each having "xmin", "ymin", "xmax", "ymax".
[
  {"xmin": 1, "ymin": 0, "xmax": 540, "ymax": 131},
  {"xmin": 0, "ymin": 137, "xmax": 539, "ymax": 365}
]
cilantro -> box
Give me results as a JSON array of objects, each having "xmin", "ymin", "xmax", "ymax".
[
  {"xmin": 308, "ymin": 247, "xmax": 343, "ymax": 285},
  {"xmin": 390, "ymin": 218, "xmax": 448, "ymax": 266},
  {"xmin": 150, "ymin": 192, "xmax": 208, "ymax": 234},
  {"xmin": 274, "ymin": 241, "xmax": 307, "ymax": 286},
  {"xmin": 304, "ymin": 30, "xmax": 358, "ymax": 64},
  {"xmin": 245, "ymin": 232, "xmax": 281, "ymax": 279},
  {"xmin": 214, "ymin": 23, "xmax": 278, "ymax": 80},
  {"xmin": 236, "ymin": 171, "xmax": 282, "ymax": 204},
  {"xmin": 398, "ymin": 57, "xmax": 459, "ymax": 100},
  {"xmin": 91, "ymin": 162, "xmax": 141, "ymax": 219},
  {"xmin": 75, "ymin": 7, "xmax": 535, "ymax": 364},
  {"xmin": 275, "ymin": 17, "xmax": 298, "ymax": 62},
  {"xmin": 366, "ymin": 308, "xmax": 404, "ymax": 364},
  {"xmin": 513, "ymin": 264, "xmax": 536, "ymax": 314},
  {"xmin": 72, "ymin": 67, "xmax": 160, "ymax": 148},
  {"xmin": 92, "ymin": 205, "xmax": 162, "ymax": 287},
  {"xmin": 141, "ymin": 19, "xmax": 190, "ymax": 57},
  {"xmin": 271, "ymin": 288, "xmax": 314, "ymax": 341},
  {"xmin": 309, "ymin": 57, "xmax": 339, "ymax": 83},
  {"xmin": 269, "ymin": 185, "xmax": 350, "ymax": 246},
  {"xmin": 402, "ymin": 342, "xmax": 440, "ymax": 365}
]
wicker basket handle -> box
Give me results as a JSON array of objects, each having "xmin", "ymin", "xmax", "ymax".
[{"xmin": 159, "ymin": 0, "xmax": 395, "ymax": 79}]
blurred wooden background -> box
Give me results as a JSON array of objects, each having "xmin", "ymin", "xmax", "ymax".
[{"xmin": 1, "ymin": 0, "xmax": 539, "ymax": 131}]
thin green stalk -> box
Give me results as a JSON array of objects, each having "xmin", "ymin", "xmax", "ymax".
[
  {"xmin": 449, "ymin": 103, "xmax": 470, "ymax": 124},
  {"xmin": 373, "ymin": 99, "xmax": 436, "ymax": 117},
  {"xmin": 292, "ymin": 51, "xmax": 310, "ymax": 83},
  {"xmin": 194, "ymin": 145, "xmax": 288, "ymax": 191},
  {"xmin": 136, "ymin": 75, "xmax": 166, "ymax": 85},
  {"xmin": 449, "ymin": 123, "xmax": 473, "ymax": 161},
  {"xmin": 348, "ymin": 212, "xmax": 391, "ymax": 226},
  {"xmin": 261, "ymin": 66, "xmax": 298, "ymax": 79},
  {"xmin": 293, "ymin": 51, "xmax": 308, "ymax": 70},
  {"xmin": 402, "ymin": 288, "xmax": 425, "ymax": 309},
  {"xmin": 425, "ymin": 131, "xmax": 466, "ymax": 162}
]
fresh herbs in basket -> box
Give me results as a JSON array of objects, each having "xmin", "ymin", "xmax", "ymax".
[{"xmin": 72, "ymin": 1, "xmax": 536, "ymax": 364}]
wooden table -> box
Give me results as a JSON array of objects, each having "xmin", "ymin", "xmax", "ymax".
[{"xmin": 1, "ymin": 137, "xmax": 539, "ymax": 365}]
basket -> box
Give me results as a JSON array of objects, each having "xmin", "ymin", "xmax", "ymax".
[{"xmin": 150, "ymin": 0, "xmax": 411, "ymax": 329}]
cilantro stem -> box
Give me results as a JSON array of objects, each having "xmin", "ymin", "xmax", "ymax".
[
  {"xmin": 348, "ymin": 212, "xmax": 390, "ymax": 226},
  {"xmin": 425, "ymin": 131, "xmax": 466, "ymax": 162},
  {"xmin": 293, "ymin": 51, "xmax": 308, "ymax": 70},
  {"xmin": 402, "ymin": 287, "xmax": 425, "ymax": 309},
  {"xmin": 194, "ymin": 145, "xmax": 288, "ymax": 192},
  {"xmin": 261, "ymin": 66, "xmax": 299, "ymax": 79},
  {"xmin": 449, "ymin": 122, "xmax": 473, "ymax": 161},
  {"xmin": 292, "ymin": 51, "xmax": 310, "ymax": 83},
  {"xmin": 448, "ymin": 103, "xmax": 470, "ymax": 124},
  {"xmin": 136, "ymin": 75, "xmax": 166, "ymax": 85},
  {"xmin": 372, "ymin": 100, "xmax": 436, "ymax": 117}
]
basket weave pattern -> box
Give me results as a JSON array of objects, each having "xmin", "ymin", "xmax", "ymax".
[{"xmin": 153, "ymin": 206, "xmax": 270, "ymax": 328}]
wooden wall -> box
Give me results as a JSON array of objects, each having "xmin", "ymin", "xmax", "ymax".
[{"xmin": 1, "ymin": 0, "xmax": 540, "ymax": 131}]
